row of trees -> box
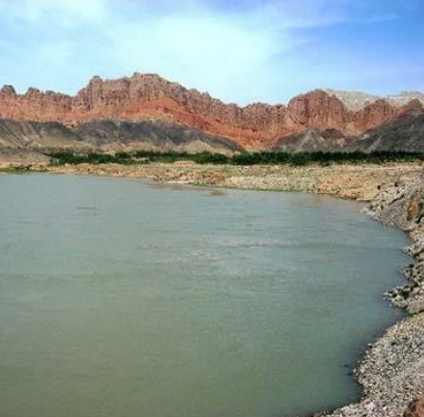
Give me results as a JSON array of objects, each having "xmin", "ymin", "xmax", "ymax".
[{"xmin": 48, "ymin": 151, "xmax": 424, "ymax": 167}]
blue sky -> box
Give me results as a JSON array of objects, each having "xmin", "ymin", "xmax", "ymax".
[{"xmin": 0, "ymin": 0, "xmax": 423, "ymax": 104}]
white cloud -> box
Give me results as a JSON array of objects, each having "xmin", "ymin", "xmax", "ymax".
[
  {"xmin": 0, "ymin": 0, "xmax": 305, "ymax": 102},
  {"xmin": 0, "ymin": 0, "xmax": 419, "ymax": 103}
]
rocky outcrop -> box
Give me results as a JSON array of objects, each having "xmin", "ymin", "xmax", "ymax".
[
  {"xmin": 0, "ymin": 73, "xmax": 422, "ymax": 149},
  {"xmin": 0, "ymin": 85, "xmax": 72, "ymax": 122},
  {"xmin": 365, "ymin": 176, "xmax": 424, "ymax": 315},
  {"xmin": 287, "ymin": 90, "xmax": 348, "ymax": 131}
]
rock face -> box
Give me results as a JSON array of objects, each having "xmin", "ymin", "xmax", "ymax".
[
  {"xmin": 365, "ymin": 176, "xmax": 424, "ymax": 315},
  {"xmin": 0, "ymin": 73, "xmax": 422, "ymax": 150}
]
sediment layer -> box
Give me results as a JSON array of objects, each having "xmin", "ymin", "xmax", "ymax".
[{"xmin": 1, "ymin": 73, "xmax": 423, "ymax": 148}]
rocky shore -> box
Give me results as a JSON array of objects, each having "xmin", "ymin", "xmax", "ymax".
[
  {"xmin": 314, "ymin": 175, "xmax": 424, "ymax": 417},
  {"xmin": 46, "ymin": 161, "xmax": 422, "ymax": 201},
  {"xmin": 1, "ymin": 158, "xmax": 424, "ymax": 417}
]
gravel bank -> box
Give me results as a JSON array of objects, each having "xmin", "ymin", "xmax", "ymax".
[
  {"xmin": 47, "ymin": 161, "xmax": 422, "ymax": 202},
  {"xmin": 319, "ymin": 175, "xmax": 424, "ymax": 417}
]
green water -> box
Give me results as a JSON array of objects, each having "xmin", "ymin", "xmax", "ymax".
[{"xmin": 0, "ymin": 174, "xmax": 409, "ymax": 417}]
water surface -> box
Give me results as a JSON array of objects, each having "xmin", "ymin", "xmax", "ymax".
[{"xmin": 0, "ymin": 174, "xmax": 409, "ymax": 417}]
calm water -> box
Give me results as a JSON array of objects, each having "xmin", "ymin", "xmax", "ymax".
[{"xmin": 0, "ymin": 174, "xmax": 410, "ymax": 417}]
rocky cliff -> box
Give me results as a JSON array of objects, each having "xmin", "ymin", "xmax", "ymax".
[{"xmin": 0, "ymin": 73, "xmax": 422, "ymax": 150}]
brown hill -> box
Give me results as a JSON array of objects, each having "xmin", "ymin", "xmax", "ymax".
[{"xmin": 1, "ymin": 73, "xmax": 422, "ymax": 150}]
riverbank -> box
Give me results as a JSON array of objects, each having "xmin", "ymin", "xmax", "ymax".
[
  {"xmin": 47, "ymin": 162, "xmax": 424, "ymax": 417},
  {"xmin": 316, "ymin": 176, "xmax": 424, "ymax": 417},
  {"xmin": 1, "ymin": 159, "xmax": 424, "ymax": 417},
  {"xmin": 47, "ymin": 161, "xmax": 423, "ymax": 202}
]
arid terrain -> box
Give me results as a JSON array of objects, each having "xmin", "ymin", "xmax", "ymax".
[
  {"xmin": 1, "ymin": 0, "xmax": 423, "ymax": 414},
  {"xmin": 0, "ymin": 73, "xmax": 423, "ymax": 153},
  {"xmin": 1, "ymin": 71, "xmax": 424, "ymax": 417},
  {"xmin": 44, "ymin": 161, "xmax": 424, "ymax": 201}
]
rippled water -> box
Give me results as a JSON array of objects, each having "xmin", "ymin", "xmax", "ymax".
[{"xmin": 0, "ymin": 174, "xmax": 410, "ymax": 417}]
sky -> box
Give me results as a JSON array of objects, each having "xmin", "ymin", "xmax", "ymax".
[{"xmin": 0, "ymin": 0, "xmax": 423, "ymax": 105}]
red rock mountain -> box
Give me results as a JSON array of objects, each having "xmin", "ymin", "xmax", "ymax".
[{"xmin": 0, "ymin": 73, "xmax": 422, "ymax": 149}]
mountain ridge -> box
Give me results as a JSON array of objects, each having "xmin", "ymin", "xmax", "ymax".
[{"xmin": 1, "ymin": 72, "xmax": 422, "ymax": 150}]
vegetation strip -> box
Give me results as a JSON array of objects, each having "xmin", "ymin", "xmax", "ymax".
[{"xmin": 47, "ymin": 151, "xmax": 424, "ymax": 167}]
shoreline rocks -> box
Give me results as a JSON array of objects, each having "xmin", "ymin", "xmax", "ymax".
[{"xmin": 318, "ymin": 175, "xmax": 424, "ymax": 417}]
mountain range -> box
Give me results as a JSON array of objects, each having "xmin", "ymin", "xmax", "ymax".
[{"xmin": 0, "ymin": 72, "xmax": 423, "ymax": 153}]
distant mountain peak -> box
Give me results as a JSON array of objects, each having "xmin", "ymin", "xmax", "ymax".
[{"xmin": 324, "ymin": 89, "xmax": 424, "ymax": 111}]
